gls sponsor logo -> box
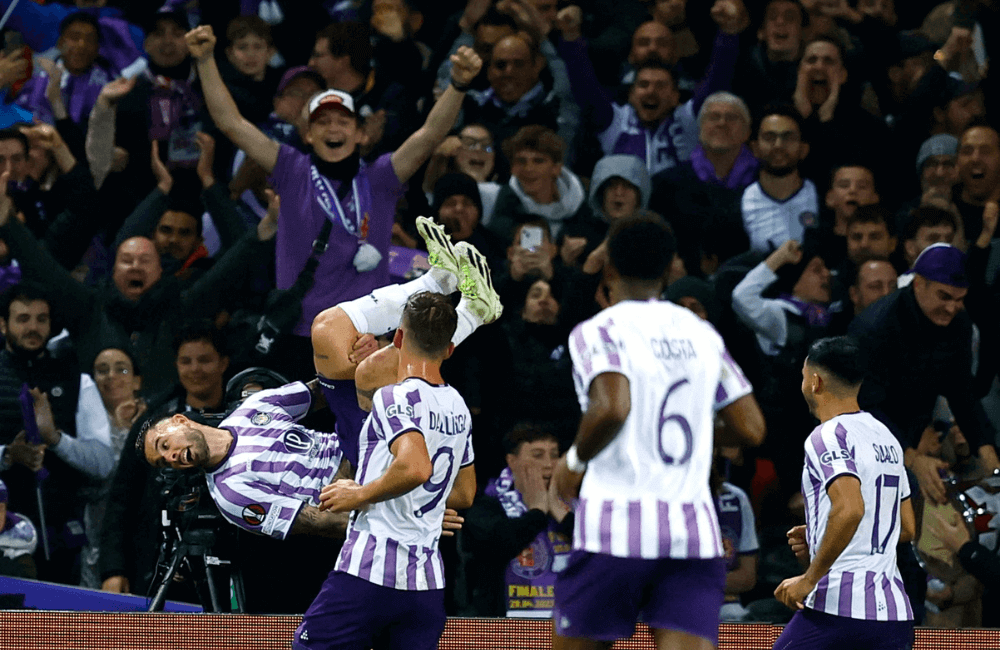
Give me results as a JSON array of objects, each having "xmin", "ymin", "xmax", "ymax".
[
  {"xmin": 820, "ymin": 448, "xmax": 853, "ymax": 466},
  {"xmin": 386, "ymin": 404, "xmax": 415, "ymax": 420}
]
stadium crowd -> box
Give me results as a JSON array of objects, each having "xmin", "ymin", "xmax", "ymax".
[{"xmin": 0, "ymin": 0, "xmax": 997, "ymax": 632}]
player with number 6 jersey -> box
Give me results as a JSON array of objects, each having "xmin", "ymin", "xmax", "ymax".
[{"xmin": 552, "ymin": 215, "xmax": 766, "ymax": 650}]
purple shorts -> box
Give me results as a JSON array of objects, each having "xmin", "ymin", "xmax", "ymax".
[
  {"xmin": 773, "ymin": 608, "xmax": 914, "ymax": 650},
  {"xmin": 293, "ymin": 570, "xmax": 445, "ymax": 650},
  {"xmin": 553, "ymin": 551, "xmax": 725, "ymax": 643},
  {"xmin": 318, "ymin": 377, "xmax": 365, "ymax": 467}
]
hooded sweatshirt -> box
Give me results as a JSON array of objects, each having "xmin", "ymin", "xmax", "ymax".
[{"xmin": 587, "ymin": 154, "xmax": 650, "ymax": 222}]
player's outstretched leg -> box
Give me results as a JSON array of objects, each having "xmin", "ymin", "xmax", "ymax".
[
  {"xmin": 312, "ymin": 217, "xmax": 462, "ymax": 381},
  {"xmin": 451, "ymin": 242, "xmax": 503, "ymax": 346}
]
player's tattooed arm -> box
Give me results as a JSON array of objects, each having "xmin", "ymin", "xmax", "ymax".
[
  {"xmin": 305, "ymin": 379, "xmax": 328, "ymax": 414},
  {"xmin": 356, "ymin": 385, "xmax": 377, "ymax": 412},
  {"xmin": 289, "ymin": 504, "xmax": 348, "ymax": 539}
]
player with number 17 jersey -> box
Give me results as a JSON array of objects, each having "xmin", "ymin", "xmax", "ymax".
[
  {"xmin": 800, "ymin": 413, "xmax": 913, "ymax": 620},
  {"xmin": 335, "ymin": 378, "xmax": 474, "ymax": 589},
  {"xmin": 569, "ymin": 301, "xmax": 753, "ymax": 559}
]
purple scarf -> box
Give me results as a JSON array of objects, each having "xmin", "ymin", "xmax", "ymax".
[
  {"xmin": 690, "ymin": 144, "xmax": 758, "ymax": 190},
  {"xmin": 14, "ymin": 65, "xmax": 110, "ymax": 125},
  {"xmin": 148, "ymin": 70, "xmax": 202, "ymax": 141},
  {"xmin": 778, "ymin": 294, "xmax": 831, "ymax": 328}
]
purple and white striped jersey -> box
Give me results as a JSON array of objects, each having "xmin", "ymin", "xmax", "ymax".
[
  {"xmin": 336, "ymin": 378, "xmax": 473, "ymax": 591},
  {"xmin": 801, "ymin": 412, "xmax": 913, "ymax": 621},
  {"xmin": 569, "ymin": 300, "xmax": 752, "ymax": 560},
  {"xmin": 206, "ymin": 382, "xmax": 343, "ymax": 541}
]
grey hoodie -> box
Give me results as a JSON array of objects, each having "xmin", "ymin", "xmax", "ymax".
[{"xmin": 587, "ymin": 154, "xmax": 651, "ymax": 222}]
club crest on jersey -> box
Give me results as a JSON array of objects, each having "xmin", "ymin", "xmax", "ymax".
[
  {"xmin": 242, "ymin": 504, "xmax": 267, "ymax": 526},
  {"xmin": 250, "ymin": 412, "xmax": 272, "ymax": 426},
  {"xmin": 820, "ymin": 448, "xmax": 854, "ymax": 466},
  {"xmin": 282, "ymin": 429, "xmax": 315, "ymax": 454},
  {"xmin": 386, "ymin": 403, "xmax": 415, "ymax": 420}
]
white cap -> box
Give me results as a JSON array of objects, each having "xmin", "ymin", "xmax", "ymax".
[{"xmin": 308, "ymin": 89, "xmax": 356, "ymax": 120}]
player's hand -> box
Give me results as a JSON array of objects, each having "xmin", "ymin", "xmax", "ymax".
[
  {"xmin": 925, "ymin": 507, "xmax": 970, "ymax": 554},
  {"xmin": 450, "ymin": 46, "xmax": 483, "ymax": 88},
  {"xmin": 553, "ymin": 456, "xmax": 584, "ymax": 503},
  {"xmin": 774, "ymin": 574, "xmax": 815, "ymax": 610},
  {"xmin": 319, "ymin": 479, "xmax": 367, "ymax": 513},
  {"xmin": 786, "ymin": 525, "xmax": 809, "ymax": 566},
  {"xmin": 185, "ymin": 25, "xmax": 217, "ymax": 63},
  {"xmin": 101, "ymin": 575, "xmax": 131, "ymax": 594},
  {"xmin": 441, "ymin": 508, "xmax": 464, "ymax": 537},
  {"xmin": 349, "ymin": 333, "xmax": 380, "ymax": 365},
  {"xmin": 911, "ymin": 453, "xmax": 950, "ymax": 505}
]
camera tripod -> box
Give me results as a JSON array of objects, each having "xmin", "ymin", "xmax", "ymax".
[{"xmin": 148, "ymin": 521, "xmax": 247, "ymax": 613}]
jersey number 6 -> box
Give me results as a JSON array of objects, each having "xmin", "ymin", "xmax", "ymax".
[{"xmin": 658, "ymin": 378, "xmax": 693, "ymax": 466}]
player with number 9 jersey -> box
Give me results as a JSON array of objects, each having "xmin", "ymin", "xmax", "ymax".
[
  {"xmin": 568, "ymin": 301, "xmax": 753, "ymax": 560},
  {"xmin": 335, "ymin": 378, "xmax": 473, "ymax": 590}
]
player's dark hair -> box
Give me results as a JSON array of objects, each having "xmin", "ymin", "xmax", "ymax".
[
  {"xmin": 806, "ymin": 336, "xmax": 867, "ymax": 388},
  {"xmin": 0, "ymin": 127, "xmax": 29, "ymax": 156},
  {"xmin": 401, "ymin": 292, "xmax": 457, "ymax": 358},
  {"xmin": 607, "ymin": 214, "xmax": 676, "ymax": 282},
  {"xmin": 503, "ymin": 421, "xmax": 558, "ymax": 455},
  {"xmin": 134, "ymin": 417, "xmax": 159, "ymax": 462},
  {"xmin": 173, "ymin": 319, "xmax": 228, "ymax": 358},
  {"xmin": 59, "ymin": 12, "xmax": 101, "ymax": 40},
  {"xmin": 316, "ymin": 22, "xmax": 372, "ymax": 76}
]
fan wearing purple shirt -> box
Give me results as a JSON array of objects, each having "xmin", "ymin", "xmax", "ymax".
[{"xmin": 186, "ymin": 24, "xmax": 482, "ymax": 346}]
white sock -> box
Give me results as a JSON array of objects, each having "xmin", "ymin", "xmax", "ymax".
[
  {"xmin": 339, "ymin": 270, "xmax": 460, "ymax": 336},
  {"xmin": 452, "ymin": 297, "xmax": 483, "ymax": 346},
  {"xmin": 427, "ymin": 266, "xmax": 459, "ymax": 295}
]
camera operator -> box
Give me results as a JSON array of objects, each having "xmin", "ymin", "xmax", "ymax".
[{"xmin": 98, "ymin": 322, "xmax": 231, "ymax": 602}]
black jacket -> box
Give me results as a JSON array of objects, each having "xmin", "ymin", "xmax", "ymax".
[{"xmin": 848, "ymin": 285, "xmax": 995, "ymax": 452}]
